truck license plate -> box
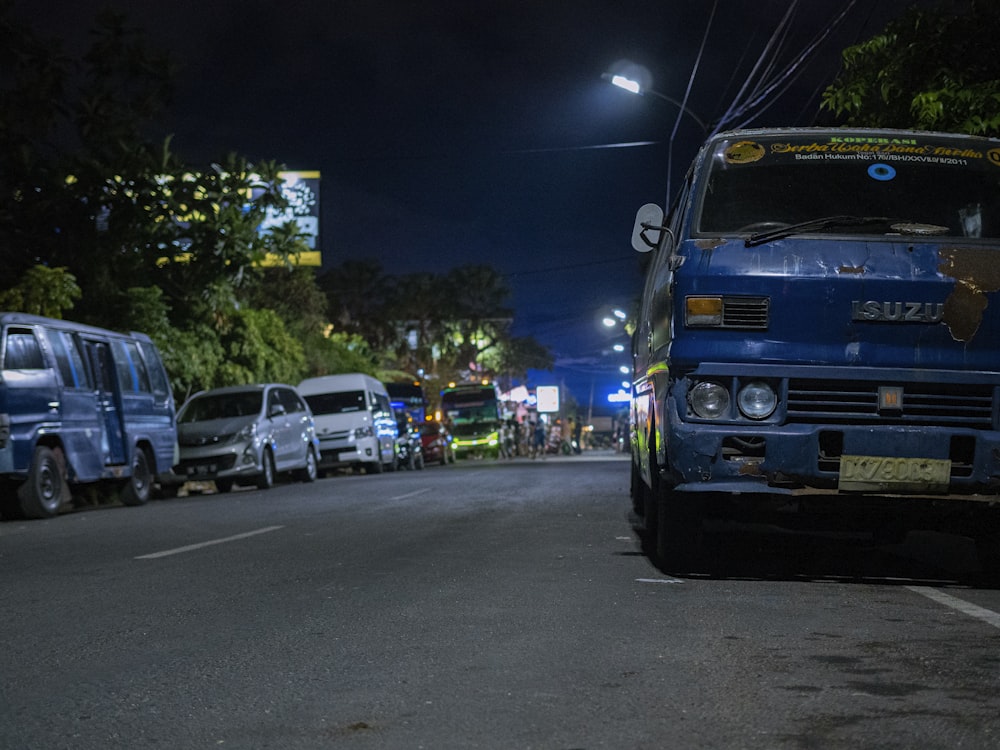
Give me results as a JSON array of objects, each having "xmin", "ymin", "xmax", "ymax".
[{"xmin": 839, "ymin": 455, "xmax": 950, "ymax": 493}]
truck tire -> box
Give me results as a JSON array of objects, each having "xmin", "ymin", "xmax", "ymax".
[
  {"xmin": 655, "ymin": 487, "xmax": 703, "ymax": 574},
  {"xmin": 18, "ymin": 446, "xmax": 67, "ymax": 519},
  {"xmin": 121, "ymin": 446, "xmax": 153, "ymax": 506},
  {"xmin": 975, "ymin": 533, "xmax": 1000, "ymax": 585},
  {"xmin": 631, "ymin": 460, "xmax": 658, "ymax": 558},
  {"xmin": 650, "ymin": 443, "xmax": 702, "ymax": 573}
]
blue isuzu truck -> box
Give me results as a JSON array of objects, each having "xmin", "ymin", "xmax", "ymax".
[{"xmin": 628, "ymin": 127, "xmax": 1000, "ymax": 573}]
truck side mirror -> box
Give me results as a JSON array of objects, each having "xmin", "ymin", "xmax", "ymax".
[{"xmin": 631, "ymin": 203, "xmax": 665, "ymax": 253}]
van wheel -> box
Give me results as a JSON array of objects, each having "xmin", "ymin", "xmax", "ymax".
[
  {"xmin": 215, "ymin": 478, "xmax": 234, "ymax": 493},
  {"xmin": 366, "ymin": 460, "xmax": 383, "ymax": 475},
  {"xmin": 256, "ymin": 448, "xmax": 275, "ymax": 490},
  {"xmin": 18, "ymin": 446, "xmax": 67, "ymax": 519},
  {"xmin": 297, "ymin": 447, "xmax": 318, "ymax": 483},
  {"xmin": 121, "ymin": 446, "xmax": 153, "ymax": 506}
]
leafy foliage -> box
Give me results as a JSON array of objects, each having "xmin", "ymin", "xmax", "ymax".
[
  {"xmin": 821, "ymin": 1, "xmax": 1000, "ymax": 135},
  {"xmin": 0, "ymin": 266, "xmax": 81, "ymax": 318}
]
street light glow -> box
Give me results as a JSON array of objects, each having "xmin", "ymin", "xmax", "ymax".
[
  {"xmin": 613, "ymin": 343, "xmax": 625, "ymax": 352},
  {"xmin": 610, "ymin": 74, "xmax": 641, "ymax": 94},
  {"xmin": 613, "ymin": 309, "xmax": 627, "ymax": 320},
  {"xmin": 602, "ymin": 317, "xmax": 616, "ymax": 327}
]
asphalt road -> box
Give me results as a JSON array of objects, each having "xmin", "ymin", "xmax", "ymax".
[{"xmin": 2, "ymin": 451, "xmax": 999, "ymax": 749}]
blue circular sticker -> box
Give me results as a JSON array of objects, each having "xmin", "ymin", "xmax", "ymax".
[{"xmin": 868, "ymin": 163, "xmax": 896, "ymax": 181}]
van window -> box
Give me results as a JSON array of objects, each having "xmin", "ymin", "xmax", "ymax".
[
  {"xmin": 48, "ymin": 330, "xmax": 91, "ymax": 387},
  {"xmin": 111, "ymin": 340, "xmax": 152, "ymax": 393},
  {"xmin": 303, "ymin": 390, "xmax": 366, "ymax": 415},
  {"xmin": 124, "ymin": 341, "xmax": 152, "ymax": 393},
  {"xmin": 136, "ymin": 340, "xmax": 170, "ymax": 399},
  {"xmin": 3, "ymin": 327, "xmax": 45, "ymax": 370}
]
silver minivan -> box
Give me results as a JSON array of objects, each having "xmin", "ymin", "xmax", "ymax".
[{"xmin": 168, "ymin": 383, "xmax": 319, "ymax": 492}]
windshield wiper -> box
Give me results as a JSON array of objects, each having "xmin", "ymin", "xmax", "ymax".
[{"xmin": 744, "ymin": 215, "xmax": 895, "ymax": 247}]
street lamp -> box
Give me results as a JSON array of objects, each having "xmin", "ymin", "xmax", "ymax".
[
  {"xmin": 606, "ymin": 74, "xmax": 709, "ymax": 133},
  {"xmin": 604, "ymin": 70, "xmax": 709, "ymax": 204}
]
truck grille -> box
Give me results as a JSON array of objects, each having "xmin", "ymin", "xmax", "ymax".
[
  {"xmin": 722, "ymin": 297, "xmax": 769, "ymax": 329},
  {"xmin": 786, "ymin": 379, "xmax": 996, "ymax": 429}
]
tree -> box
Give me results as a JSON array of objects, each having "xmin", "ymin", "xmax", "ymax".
[
  {"xmin": 0, "ymin": 265, "xmax": 81, "ymax": 318},
  {"xmin": 317, "ymin": 259, "xmax": 395, "ymax": 348},
  {"xmin": 820, "ymin": 1, "xmax": 1000, "ymax": 136},
  {"xmin": 483, "ymin": 335, "xmax": 555, "ymax": 391},
  {"xmin": 438, "ymin": 264, "xmax": 514, "ymax": 379},
  {"xmin": 0, "ymin": 5, "xmax": 318, "ymax": 397}
]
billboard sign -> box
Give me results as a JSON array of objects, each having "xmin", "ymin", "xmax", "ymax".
[{"xmin": 536, "ymin": 385, "xmax": 560, "ymax": 413}]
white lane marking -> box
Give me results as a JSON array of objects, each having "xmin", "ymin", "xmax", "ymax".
[
  {"xmin": 136, "ymin": 526, "xmax": 284, "ymax": 559},
  {"xmin": 907, "ymin": 586, "xmax": 1000, "ymax": 630},
  {"xmin": 637, "ymin": 577, "xmax": 685, "ymax": 585},
  {"xmin": 391, "ymin": 488, "xmax": 432, "ymax": 501}
]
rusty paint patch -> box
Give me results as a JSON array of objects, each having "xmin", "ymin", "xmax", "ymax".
[
  {"xmin": 695, "ymin": 238, "xmax": 726, "ymax": 250},
  {"xmin": 938, "ymin": 247, "xmax": 1000, "ymax": 342},
  {"xmin": 838, "ymin": 265, "xmax": 865, "ymax": 275},
  {"xmin": 738, "ymin": 461, "xmax": 763, "ymax": 476}
]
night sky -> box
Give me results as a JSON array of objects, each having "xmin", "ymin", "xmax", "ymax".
[{"xmin": 16, "ymin": 0, "xmax": 929, "ymax": 407}]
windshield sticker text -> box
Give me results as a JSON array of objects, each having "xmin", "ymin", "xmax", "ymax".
[{"xmin": 770, "ymin": 141, "xmax": 984, "ymax": 167}]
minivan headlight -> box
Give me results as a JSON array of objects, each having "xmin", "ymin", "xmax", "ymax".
[
  {"xmin": 355, "ymin": 426, "xmax": 374, "ymax": 439},
  {"xmin": 235, "ymin": 423, "xmax": 257, "ymax": 442},
  {"xmin": 689, "ymin": 381, "xmax": 730, "ymax": 419},
  {"xmin": 737, "ymin": 381, "xmax": 777, "ymax": 419}
]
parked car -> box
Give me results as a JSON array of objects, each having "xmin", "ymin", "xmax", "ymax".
[
  {"xmin": 0, "ymin": 312, "xmax": 177, "ymax": 519},
  {"xmin": 166, "ymin": 384, "xmax": 319, "ymax": 493},
  {"xmin": 298, "ymin": 373, "xmax": 397, "ymax": 475},
  {"xmin": 394, "ymin": 410, "xmax": 424, "ymax": 470},
  {"xmin": 420, "ymin": 419, "xmax": 455, "ymax": 465}
]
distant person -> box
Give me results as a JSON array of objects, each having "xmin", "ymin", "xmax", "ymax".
[
  {"xmin": 571, "ymin": 416, "xmax": 583, "ymax": 454},
  {"xmin": 532, "ymin": 420, "xmax": 546, "ymax": 459},
  {"xmin": 504, "ymin": 419, "xmax": 517, "ymax": 459}
]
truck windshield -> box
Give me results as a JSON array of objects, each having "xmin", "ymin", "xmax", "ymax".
[{"xmin": 696, "ymin": 133, "xmax": 1000, "ymax": 240}]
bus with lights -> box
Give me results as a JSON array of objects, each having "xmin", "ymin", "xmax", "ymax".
[
  {"xmin": 440, "ymin": 383, "xmax": 502, "ymax": 459},
  {"xmin": 628, "ymin": 127, "xmax": 1000, "ymax": 576},
  {"xmin": 386, "ymin": 381, "xmax": 427, "ymax": 423}
]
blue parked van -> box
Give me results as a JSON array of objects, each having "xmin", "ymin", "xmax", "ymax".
[{"xmin": 0, "ymin": 313, "xmax": 177, "ymax": 519}]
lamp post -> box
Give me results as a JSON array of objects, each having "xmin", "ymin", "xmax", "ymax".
[{"xmin": 604, "ymin": 72, "xmax": 709, "ymax": 205}]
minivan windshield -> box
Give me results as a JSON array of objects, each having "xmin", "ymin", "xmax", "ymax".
[
  {"xmin": 303, "ymin": 390, "xmax": 366, "ymax": 415},
  {"xmin": 180, "ymin": 391, "xmax": 262, "ymax": 422},
  {"xmin": 696, "ymin": 133, "xmax": 1000, "ymax": 240}
]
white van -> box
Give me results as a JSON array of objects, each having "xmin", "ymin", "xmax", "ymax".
[{"xmin": 297, "ymin": 373, "xmax": 397, "ymax": 474}]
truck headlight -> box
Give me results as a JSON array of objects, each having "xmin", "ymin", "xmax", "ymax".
[
  {"xmin": 689, "ymin": 381, "xmax": 730, "ymax": 419},
  {"xmin": 737, "ymin": 381, "xmax": 777, "ymax": 419}
]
